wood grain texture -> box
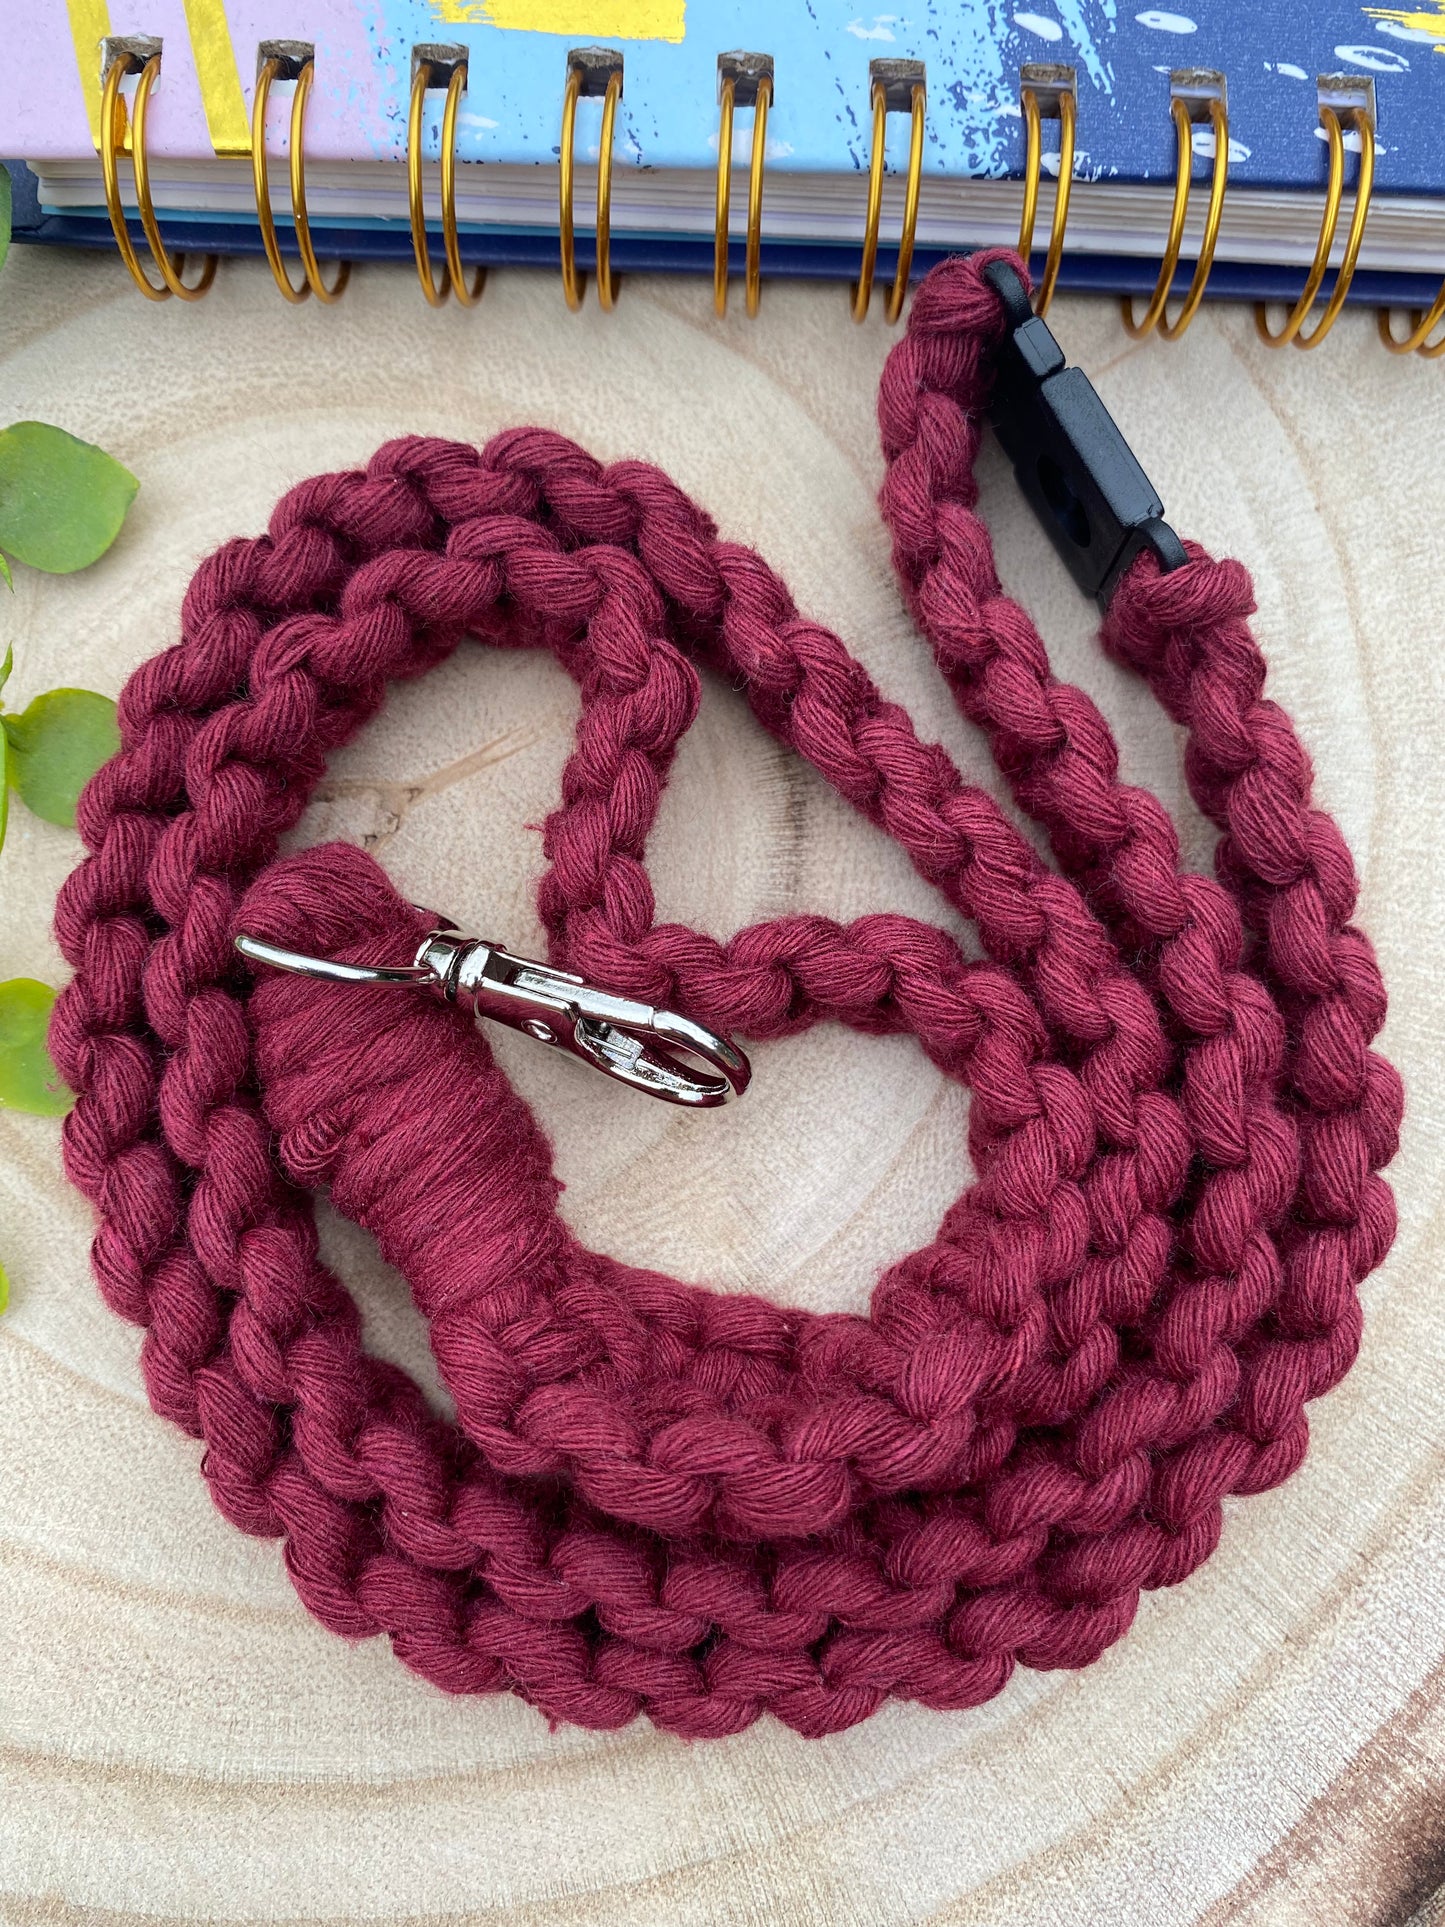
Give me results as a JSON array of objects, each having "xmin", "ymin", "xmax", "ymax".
[{"xmin": 0, "ymin": 245, "xmax": 1440, "ymax": 1927}]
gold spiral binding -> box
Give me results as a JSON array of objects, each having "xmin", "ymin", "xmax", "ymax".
[
  {"xmin": 408, "ymin": 48, "xmax": 485, "ymax": 308},
  {"xmin": 720, "ymin": 74, "xmax": 739, "ymax": 316},
  {"xmin": 439, "ymin": 63, "xmax": 485, "ymax": 309},
  {"xmin": 851, "ymin": 60, "xmax": 926, "ymax": 324},
  {"xmin": 714, "ymin": 53, "xmax": 773, "ymax": 318},
  {"xmin": 251, "ymin": 45, "xmax": 349, "ymax": 303},
  {"xmin": 100, "ymin": 44, "xmax": 217, "ymax": 301},
  {"xmin": 1122, "ymin": 74, "xmax": 1228, "ymax": 342},
  {"xmin": 252, "ymin": 55, "xmax": 306, "ymax": 302},
  {"xmin": 745, "ymin": 77, "xmax": 770, "ymax": 318},
  {"xmin": 852, "ymin": 80, "xmax": 887, "ymax": 321},
  {"xmin": 288, "ymin": 56, "xmax": 350, "ymax": 302},
  {"xmin": 559, "ymin": 47, "xmax": 623, "ymax": 312},
  {"xmin": 1378, "ymin": 285, "xmax": 1445, "ymax": 358},
  {"xmin": 1256, "ymin": 80, "xmax": 1375, "ymax": 351},
  {"xmin": 1017, "ymin": 66, "xmax": 1076, "ymax": 319},
  {"xmin": 715, "ymin": 73, "xmax": 735, "ymax": 316}
]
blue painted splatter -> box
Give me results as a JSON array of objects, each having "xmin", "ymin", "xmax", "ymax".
[{"xmin": 330, "ymin": 0, "xmax": 1443, "ymax": 192}]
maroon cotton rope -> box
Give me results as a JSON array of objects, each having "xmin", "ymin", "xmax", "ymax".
[{"xmin": 50, "ymin": 250, "xmax": 1401, "ymax": 1739}]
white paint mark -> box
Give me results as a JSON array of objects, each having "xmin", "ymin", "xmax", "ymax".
[
  {"xmin": 459, "ymin": 111, "xmax": 499, "ymax": 130},
  {"xmin": 1014, "ymin": 10, "xmax": 1064, "ymax": 38},
  {"xmin": 1191, "ymin": 128, "xmax": 1251, "ymax": 162},
  {"xmin": 1314, "ymin": 125, "xmax": 1386, "ymax": 154},
  {"xmin": 1375, "ymin": 18, "xmax": 1441, "ymax": 41},
  {"xmin": 846, "ymin": 15, "xmax": 898, "ymax": 40},
  {"xmin": 1052, "ymin": 0, "xmax": 1114, "ymax": 95},
  {"xmin": 1134, "ymin": 10, "xmax": 1197, "ymax": 31},
  {"xmin": 1333, "ymin": 41, "xmax": 1410, "ymax": 70},
  {"xmin": 707, "ymin": 125, "xmax": 795, "ymax": 161},
  {"xmin": 1275, "ymin": 61, "xmax": 1309, "ymax": 79}
]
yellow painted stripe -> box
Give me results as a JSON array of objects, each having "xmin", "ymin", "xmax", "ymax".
[
  {"xmin": 65, "ymin": 0, "xmax": 113, "ymax": 150},
  {"xmin": 1364, "ymin": 3, "xmax": 1445, "ymax": 49},
  {"xmin": 180, "ymin": 0, "xmax": 251, "ymax": 156}
]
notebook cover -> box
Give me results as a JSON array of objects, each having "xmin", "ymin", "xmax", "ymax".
[{"xmin": 5, "ymin": 2, "xmax": 1444, "ymax": 194}]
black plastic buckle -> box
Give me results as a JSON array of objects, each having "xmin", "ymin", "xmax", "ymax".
[{"xmin": 983, "ymin": 259, "xmax": 1187, "ymax": 609}]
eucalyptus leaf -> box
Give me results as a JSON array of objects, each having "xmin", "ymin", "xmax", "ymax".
[
  {"xmin": 0, "ymin": 422, "xmax": 138, "ymax": 574},
  {"xmin": 0, "ymin": 642, "xmax": 10, "ymax": 693},
  {"xmin": 0, "ymin": 165, "xmax": 10, "ymax": 276},
  {"xmin": 0, "ymin": 1259, "xmax": 8, "ymax": 1315},
  {"xmin": 0, "ymin": 978, "xmax": 72, "ymax": 1116},
  {"xmin": 4, "ymin": 687, "xmax": 119, "ymax": 828},
  {"xmin": 0, "ymin": 552, "xmax": 10, "ymax": 590}
]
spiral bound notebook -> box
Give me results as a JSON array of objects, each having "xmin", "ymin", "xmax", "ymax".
[{"xmin": 5, "ymin": 1, "xmax": 1445, "ymax": 327}]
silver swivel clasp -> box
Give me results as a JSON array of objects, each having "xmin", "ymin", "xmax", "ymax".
[{"xmin": 234, "ymin": 922, "xmax": 750, "ymax": 1110}]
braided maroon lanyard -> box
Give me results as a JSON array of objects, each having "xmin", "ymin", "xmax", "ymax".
[{"xmin": 50, "ymin": 251, "xmax": 1401, "ymax": 1739}]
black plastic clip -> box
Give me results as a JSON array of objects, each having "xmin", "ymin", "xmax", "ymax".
[{"xmin": 983, "ymin": 259, "xmax": 1187, "ymax": 609}]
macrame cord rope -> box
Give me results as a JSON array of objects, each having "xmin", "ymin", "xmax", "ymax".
[{"xmin": 51, "ymin": 250, "xmax": 1401, "ymax": 1739}]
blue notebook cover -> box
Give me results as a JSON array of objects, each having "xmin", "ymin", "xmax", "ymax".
[{"xmin": 5, "ymin": 1, "xmax": 1443, "ymax": 190}]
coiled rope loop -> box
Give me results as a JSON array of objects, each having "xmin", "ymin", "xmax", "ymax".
[{"xmin": 50, "ymin": 249, "xmax": 1400, "ymax": 1739}]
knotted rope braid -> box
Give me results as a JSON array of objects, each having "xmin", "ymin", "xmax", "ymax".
[{"xmin": 51, "ymin": 250, "xmax": 1401, "ymax": 1739}]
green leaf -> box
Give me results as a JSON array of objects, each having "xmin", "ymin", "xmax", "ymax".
[
  {"xmin": 0, "ymin": 165, "xmax": 10, "ymax": 276},
  {"xmin": 0, "ymin": 552, "xmax": 10, "ymax": 590},
  {"xmin": 0, "ymin": 720, "xmax": 7, "ymax": 857},
  {"xmin": 0, "ymin": 642, "xmax": 11, "ymax": 694},
  {"xmin": 0, "ymin": 422, "xmax": 138, "ymax": 574},
  {"xmin": 0, "ymin": 979, "xmax": 72, "ymax": 1116},
  {"xmin": 0, "ymin": 1260, "xmax": 8, "ymax": 1315},
  {"xmin": 4, "ymin": 687, "xmax": 119, "ymax": 828}
]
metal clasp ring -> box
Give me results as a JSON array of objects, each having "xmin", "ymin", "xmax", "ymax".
[{"xmin": 235, "ymin": 924, "xmax": 750, "ymax": 1110}]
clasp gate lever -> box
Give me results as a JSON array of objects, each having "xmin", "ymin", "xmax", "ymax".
[{"xmin": 235, "ymin": 924, "xmax": 751, "ymax": 1110}]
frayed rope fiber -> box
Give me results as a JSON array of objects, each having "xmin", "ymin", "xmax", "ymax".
[{"xmin": 50, "ymin": 250, "xmax": 1401, "ymax": 1739}]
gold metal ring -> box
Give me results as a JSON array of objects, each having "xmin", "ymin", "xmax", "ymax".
[
  {"xmin": 851, "ymin": 82, "xmax": 888, "ymax": 322},
  {"xmin": 851, "ymin": 73, "xmax": 926, "ymax": 324},
  {"xmin": 559, "ymin": 56, "xmax": 622, "ymax": 312},
  {"xmin": 559, "ymin": 64, "xmax": 584, "ymax": 310},
  {"xmin": 594, "ymin": 68, "xmax": 622, "ymax": 312},
  {"xmin": 101, "ymin": 52, "xmax": 217, "ymax": 301},
  {"xmin": 252, "ymin": 55, "xmax": 308, "ymax": 302},
  {"xmin": 408, "ymin": 60, "xmax": 483, "ymax": 308},
  {"xmin": 438, "ymin": 65, "xmax": 485, "ymax": 307},
  {"xmin": 1123, "ymin": 93, "xmax": 1228, "ymax": 341},
  {"xmin": 1377, "ymin": 275, "xmax": 1445, "ymax": 357},
  {"xmin": 252, "ymin": 53, "xmax": 349, "ymax": 302},
  {"xmin": 409, "ymin": 61, "xmax": 449, "ymax": 307},
  {"xmin": 886, "ymin": 81, "xmax": 925, "ymax": 324},
  {"xmin": 288, "ymin": 60, "xmax": 349, "ymax": 302},
  {"xmin": 1018, "ymin": 85, "xmax": 1075, "ymax": 319},
  {"xmin": 714, "ymin": 72, "xmax": 735, "ymax": 316},
  {"xmin": 714, "ymin": 65, "xmax": 773, "ymax": 318},
  {"xmin": 745, "ymin": 75, "xmax": 770, "ymax": 318},
  {"xmin": 1255, "ymin": 104, "xmax": 1373, "ymax": 350}
]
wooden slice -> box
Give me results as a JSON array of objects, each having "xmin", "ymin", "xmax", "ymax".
[{"xmin": 0, "ymin": 247, "xmax": 1438, "ymax": 1925}]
